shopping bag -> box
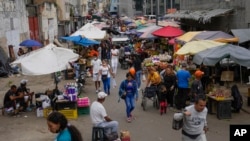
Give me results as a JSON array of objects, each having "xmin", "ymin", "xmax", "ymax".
[
  {"xmin": 142, "ymin": 74, "xmax": 146, "ymax": 82},
  {"xmin": 112, "ymin": 78, "xmax": 117, "ymax": 88}
]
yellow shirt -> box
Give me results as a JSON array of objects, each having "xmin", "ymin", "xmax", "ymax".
[{"xmin": 148, "ymin": 72, "xmax": 161, "ymax": 85}]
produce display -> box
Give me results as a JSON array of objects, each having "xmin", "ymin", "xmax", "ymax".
[{"xmin": 208, "ymin": 87, "xmax": 231, "ymax": 100}]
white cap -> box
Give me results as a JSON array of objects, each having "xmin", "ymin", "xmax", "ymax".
[
  {"xmin": 20, "ymin": 79, "xmax": 28, "ymax": 84},
  {"xmin": 98, "ymin": 92, "xmax": 108, "ymax": 99}
]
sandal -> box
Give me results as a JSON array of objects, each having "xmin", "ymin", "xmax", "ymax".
[{"xmin": 126, "ymin": 117, "xmax": 132, "ymax": 123}]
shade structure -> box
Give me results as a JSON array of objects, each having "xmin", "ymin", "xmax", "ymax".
[
  {"xmin": 137, "ymin": 25, "xmax": 162, "ymax": 39},
  {"xmin": 157, "ymin": 21, "xmax": 180, "ymax": 27},
  {"xmin": 175, "ymin": 40, "xmax": 226, "ymax": 55},
  {"xmin": 19, "ymin": 39, "xmax": 43, "ymax": 47},
  {"xmin": 71, "ymin": 23, "xmax": 106, "ymax": 39},
  {"xmin": 11, "ymin": 43, "xmax": 79, "ymax": 75},
  {"xmin": 152, "ymin": 26, "xmax": 184, "ymax": 38},
  {"xmin": 193, "ymin": 44, "xmax": 250, "ymax": 67},
  {"xmin": 191, "ymin": 31, "xmax": 238, "ymax": 42},
  {"xmin": 61, "ymin": 35, "xmax": 100, "ymax": 46},
  {"xmin": 176, "ymin": 31, "xmax": 202, "ymax": 43}
]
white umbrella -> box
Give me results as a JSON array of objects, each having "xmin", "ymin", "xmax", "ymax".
[
  {"xmin": 71, "ymin": 23, "xmax": 106, "ymax": 40},
  {"xmin": 11, "ymin": 43, "xmax": 79, "ymax": 75}
]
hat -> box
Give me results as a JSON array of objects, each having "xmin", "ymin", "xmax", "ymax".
[
  {"xmin": 98, "ymin": 92, "xmax": 108, "ymax": 99},
  {"xmin": 20, "ymin": 79, "xmax": 28, "ymax": 84},
  {"xmin": 194, "ymin": 70, "xmax": 204, "ymax": 78}
]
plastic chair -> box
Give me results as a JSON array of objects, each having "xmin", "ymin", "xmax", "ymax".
[{"xmin": 92, "ymin": 127, "xmax": 106, "ymax": 141}]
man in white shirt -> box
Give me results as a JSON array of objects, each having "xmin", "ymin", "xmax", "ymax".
[
  {"xmin": 90, "ymin": 92, "xmax": 119, "ymax": 136},
  {"xmin": 91, "ymin": 55, "xmax": 102, "ymax": 93},
  {"xmin": 111, "ymin": 45, "xmax": 119, "ymax": 74}
]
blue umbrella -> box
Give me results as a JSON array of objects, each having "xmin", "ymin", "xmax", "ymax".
[
  {"xmin": 61, "ymin": 35, "xmax": 100, "ymax": 47},
  {"xmin": 19, "ymin": 39, "xmax": 42, "ymax": 47}
]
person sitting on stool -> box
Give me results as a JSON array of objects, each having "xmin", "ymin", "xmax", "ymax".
[{"xmin": 90, "ymin": 92, "xmax": 119, "ymax": 139}]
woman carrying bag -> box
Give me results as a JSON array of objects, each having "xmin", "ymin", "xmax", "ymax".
[{"xmin": 118, "ymin": 72, "xmax": 138, "ymax": 123}]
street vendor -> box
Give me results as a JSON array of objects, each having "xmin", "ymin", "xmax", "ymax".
[
  {"xmin": 16, "ymin": 79, "xmax": 35, "ymax": 112},
  {"xmin": 190, "ymin": 70, "xmax": 205, "ymax": 102}
]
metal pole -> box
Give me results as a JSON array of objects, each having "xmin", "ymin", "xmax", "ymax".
[
  {"xmin": 151, "ymin": 0, "xmax": 153, "ymax": 15},
  {"xmin": 171, "ymin": 0, "xmax": 173, "ymax": 9},
  {"xmin": 156, "ymin": 0, "xmax": 159, "ymax": 25},
  {"xmin": 164, "ymin": 0, "xmax": 166, "ymax": 15}
]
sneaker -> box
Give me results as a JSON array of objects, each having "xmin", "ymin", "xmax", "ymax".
[{"xmin": 126, "ymin": 117, "xmax": 132, "ymax": 123}]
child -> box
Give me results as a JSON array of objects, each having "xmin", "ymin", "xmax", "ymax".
[{"xmin": 158, "ymin": 84, "xmax": 167, "ymax": 115}]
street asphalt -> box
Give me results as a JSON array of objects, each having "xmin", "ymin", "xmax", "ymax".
[{"xmin": 0, "ymin": 64, "xmax": 250, "ymax": 141}]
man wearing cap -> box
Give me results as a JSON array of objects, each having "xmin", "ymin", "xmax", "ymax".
[
  {"xmin": 90, "ymin": 92, "xmax": 119, "ymax": 137},
  {"xmin": 176, "ymin": 63, "xmax": 191, "ymax": 110},
  {"xmin": 190, "ymin": 70, "xmax": 204, "ymax": 102},
  {"xmin": 16, "ymin": 79, "xmax": 34, "ymax": 112}
]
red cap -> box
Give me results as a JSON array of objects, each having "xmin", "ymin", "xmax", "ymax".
[{"xmin": 194, "ymin": 70, "xmax": 204, "ymax": 78}]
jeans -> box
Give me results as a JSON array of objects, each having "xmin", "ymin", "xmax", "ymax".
[
  {"xmin": 125, "ymin": 93, "xmax": 135, "ymax": 118},
  {"xmin": 102, "ymin": 77, "xmax": 111, "ymax": 94},
  {"xmin": 135, "ymin": 70, "xmax": 142, "ymax": 88},
  {"xmin": 96, "ymin": 120, "xmax": 119, "ymax": 134},
  {"xmin": 175, "ymin": 87, "xmax": 189, "ymax": 110}
]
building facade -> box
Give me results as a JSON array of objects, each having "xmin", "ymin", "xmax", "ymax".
[
  {"xmin": 0, "ymin": 0, "xmax": 29, "ymax": 62},
  {"xmin": 166, "ymin": 0, "xmax": 250, "ymax": 31}
]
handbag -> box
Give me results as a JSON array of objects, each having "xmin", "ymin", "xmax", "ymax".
[
  {"xmin": 172, "ymin": 113, "xmax": 183, "ymax": 130},
  {"xmin": 121, "ymin": 94, "xmax": 126, "ymax": 100},
  {"xmin": 102, "ymin": 75, "xmax": 107, "ymax": 80}
]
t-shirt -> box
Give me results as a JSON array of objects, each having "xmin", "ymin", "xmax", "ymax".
[
  {"xmin": 183, "ymin": 105, "xmax": 208, "ymax": 135},
  {"xmin": 56, "ymin": 128, "xmax": 71, "ymax": 141},
  {"xmin": 99, "ymin": 65, "xmax": 111, "ymax": 77},
  {"xmin": 91, "ymin": 58, "xmax": 102, "ymax": 74},
  {"xmin": 111, "ymin": 49, "xmax": 119, "ymax": 60},
  {"xmin": 148, "ymin": 72, "xmax": 161, "ymax": 85},
  {"xmin": 90, "ymin": 101, "xmax": 107, "ymax": 125},
  {"xmin": 176, "ymin": 69, "xmax": 191, "ymax": 88},
  {"xmin": 3, "ymin": 90, "xmax": 15, "ymax": 108}
]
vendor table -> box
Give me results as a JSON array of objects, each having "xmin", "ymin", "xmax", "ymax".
[{"xmin": 206, "ymin": 94, "xmax": 233, "ymax": 119}]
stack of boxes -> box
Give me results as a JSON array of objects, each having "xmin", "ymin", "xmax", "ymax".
[{"xmin": 77, "ymin": 97, "xmax": 90, "ymax": 115}]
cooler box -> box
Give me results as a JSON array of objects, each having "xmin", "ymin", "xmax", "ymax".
[{"xmin": 77, "ymin": 97, "xmax": 90, "ymax": 107}]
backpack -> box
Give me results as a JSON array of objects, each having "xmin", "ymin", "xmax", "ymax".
[{"xmin": 231, "ymin": 85, "xmax": 243, "ymax": 112}]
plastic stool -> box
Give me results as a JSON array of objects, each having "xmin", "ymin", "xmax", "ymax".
[{"xmin": 92, "ymin": 127, "xmax": 106, "ymax": 141}]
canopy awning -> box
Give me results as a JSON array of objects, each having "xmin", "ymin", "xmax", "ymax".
[
  {"xmin": 231, "ymin": 29, "xmax": 250, "ymax": 44},
  {"xmin": 164, "ymin": 9, "xmax": 233, "ymax": 23}
]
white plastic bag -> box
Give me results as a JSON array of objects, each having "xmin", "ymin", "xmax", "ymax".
[
  {"xmin": 112, "ymin": 78, "xmax": 117, "ymax": 88},
  {"xmin": 42, "ymin": 96, "xmax": 51, "ymax": 109},
  {"xmin": 142, "ymin": 74, "xmax": 146, "ymax": 82}
]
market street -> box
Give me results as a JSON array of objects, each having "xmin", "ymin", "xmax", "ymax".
[{"xmin": 0, "ymin": 66, "xmax": 250, "ymax": 141}]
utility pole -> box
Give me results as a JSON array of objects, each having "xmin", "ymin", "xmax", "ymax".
[
  {"xmin": 151, "ymin": 0, "xmax": 153, "ymax": 15},
  {"xmin": 164, "ymin": 0, "xmax": 166, "ymax": 15},
  {"xmin": 156, "ymin": 0, "xmax": 159, "ymax": 25}
]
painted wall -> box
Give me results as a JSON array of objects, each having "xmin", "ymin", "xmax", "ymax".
[
  {"xmin": 38, "ymin": 2, "xmax": 58, "ymax": 44},
  {"xmin": 0, "ymin": 0, "xmax": 29, "ymax": 61}
]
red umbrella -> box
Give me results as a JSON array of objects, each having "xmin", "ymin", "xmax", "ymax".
[{"xmin": 152, "ymin": 26, "xmax": 183, "ymax": 38}]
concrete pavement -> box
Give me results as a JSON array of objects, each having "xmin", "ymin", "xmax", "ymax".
[{"xmin": 0, "ymin": 65, "xmax": 250, "ymax": 141}]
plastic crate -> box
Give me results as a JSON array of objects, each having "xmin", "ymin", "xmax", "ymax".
[
  {"xmin": 43, "ymin": 107, "xmax": 53, "ymax": 118},
  {"xmin": 77, "ymin": 107, "xmax": 90, "ymax": 115},
  {"xmin": 217, "ymin": 100, "xmax": 232, "ymax": 119},
  {"xmin": 77, "ymin": 97, "xmax": 90, "ymax": 107},
  {"xmin": 58, "ymin": 109, "xmax": 78, "ymax": 119},
  {"xmin": 55, "ymin": 101, "xmax": 77, "ymax": 110}
]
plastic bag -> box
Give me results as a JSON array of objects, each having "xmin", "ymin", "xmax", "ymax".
[
  {"xmin": 142, "ymin": 74, "xmax": 146, "ymax": 82},
  {"xmin": 112, "ymin": 78, "xmax": 117, "ymax": 88}
]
